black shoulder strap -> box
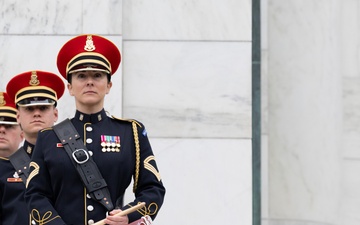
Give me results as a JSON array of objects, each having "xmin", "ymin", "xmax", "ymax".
[
  {"xmin": 9, "ymin": 147, "xmax": 31, "ymax": 185},
  {"xmin": 53, "ymin": 118, "xmax": 114, "ymax": 211}
]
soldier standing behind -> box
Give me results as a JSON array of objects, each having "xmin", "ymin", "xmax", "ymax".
[
  {"xmin": 0, "ymin": 91, "xmax": 24, "ymax": 224},
  {"xmin": 25, "ymin": 34, "xmax": 165, "ymax": 225},
  {"xmin": 3, "ymin": 71, "xmax": 64, "ymax": 225}
]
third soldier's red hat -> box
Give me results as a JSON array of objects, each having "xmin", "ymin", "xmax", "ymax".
[
  {"xmin": 0, "ymin": 92, "xmax": 18, "ymax": 125},
  {"xmin": 56, "ymin": 34, "xmax": 121, "ymax": 79},
  {"xmin": 6, "ymin": 70, "xmax": 65, "ymax": 107}
]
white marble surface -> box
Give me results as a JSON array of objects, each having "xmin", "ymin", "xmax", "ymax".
[
  {"xmin": 340, "ymin": 2, "xmax": 360, "ymax": 225},
  {"xmin": 0, "ymin": 1, "xmax": 80, "ymax": 34},
  {"xmin": 124, "ymin": 138, "xmax": 252, "ymax": 225},
  {"xmin": 341, "ymin": 76, "xmax": 360, "ymax": 225},
  {"xmin": 0, "ymin": 0, "xmax": 122, "ymax": 34},
  {"xmin": 339, "ymin": 159, "xmax": 360, "ymax": 225},
  {"xmin": 266, "ymin": 0, "xmax": 342, "ymax": 224},
  {"xmin": 340, "ymin": 0, "xmax": 360, "ymax": 78},
  {"xmin": 122, "ymin": 40, "xmax": 251, "ymax": 138},
  {"xmin": 83, "ymin": 0, "xmax": 123, "ymax": 34},
  {"xmin": 343, "ymin": 77, "xmax": 360, "ymax": 140},
  {"xmin": 123, "ymin": 0, "xmax": 251, "ymax": 41},
  {"xmin": 262, "ymin": 0, "xmax": 360, "ymax": 224}
]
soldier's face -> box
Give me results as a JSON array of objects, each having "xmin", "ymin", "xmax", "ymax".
[
  {"xmin": 67, "ymin": 70, "xmax": 112, "ymax": 110},
  {"xmin": 0, "ymin": 124, "xmax": 23, "ymax": 157},
  {"xmin": 17, "ymin": 105, "xmax": 58, "ymax": 138}
]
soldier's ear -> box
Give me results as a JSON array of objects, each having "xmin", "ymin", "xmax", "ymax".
[
  {"xmin": 53, "ymin": 107, "xmax": 58, "ymax": 122},
  {"xmin": 16, "ymin": 111, "xmax": 20, "ymax": 123},
  {"xmin": 106, "ymin": 81, "xmax": 112, "ymax": 94},
  {"xmin": 16, "ymin": 111, "xmax": 23, "ymax": 130},
  {"xmin": 67, "ymin": 83, "xmax": 74, "ymax": 96}
]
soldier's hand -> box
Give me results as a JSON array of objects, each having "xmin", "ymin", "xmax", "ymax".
[{"xmin": 103, "ymin": 209, "xmax": 129, "ymax": 225}]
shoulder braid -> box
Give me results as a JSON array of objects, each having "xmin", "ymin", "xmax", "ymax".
[
  {"xmin": 112, "ymin": 116, "xmax": 141, "ymax": 192},
  {"xmin": 131, "ymin": 121, "xmax": 141, "ymax": 192}
]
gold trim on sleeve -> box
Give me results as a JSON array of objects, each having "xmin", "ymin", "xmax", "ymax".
[
  {"xmin": 144, "ymin": 156, "xmax": 161, "ymax": 182},
  {"xmin": 26, "ymin": 162, "xmax": 40, "ymax": 188}
]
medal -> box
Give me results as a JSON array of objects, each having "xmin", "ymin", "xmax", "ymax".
[{"xmin": 101, "ymin": 135, "xmax": 121, "ymax": 152}]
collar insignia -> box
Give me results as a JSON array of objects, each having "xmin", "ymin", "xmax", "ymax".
[{"xmin": 27, "ymin": 146, "xmax": 32, "ymax": 154}]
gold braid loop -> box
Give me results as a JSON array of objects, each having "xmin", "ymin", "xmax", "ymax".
[
  {"xmin": 141, "ymin": 202, "xmax": 158, "ymax": 216},
  {"xmin": 127, "ymin": 202, "xmax": 158, "ymax": 216},
  {"xmin": 31, "ymin": 209, "xmax": 60, "ymax": 225}
]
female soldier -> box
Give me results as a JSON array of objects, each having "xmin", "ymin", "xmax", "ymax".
[{"xmin": 25, "ymin": 35, "xmax": 165, "ymax": 225}]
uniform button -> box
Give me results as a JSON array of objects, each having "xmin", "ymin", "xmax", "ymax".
[
  {"xmin": 88, "ymin": 151, "xmax": 93, "ymax": 156},
  {"xmin": 87, "ymin": 205, "xmax": 94, "ymax": 211},
  {"xmin": 87, "ymin": 194, "xmax": 91, "ymax": 199},
  {"xmin": 86, "ymin": 138, "xmax": 93, "ymax": 144},
  {"xmin": 86, "ymin": 126, "xmax": 93, "ymax": 132},
  {"xmin": 88, "ymin": 219, "xmax": 94, "ymax": 224}
]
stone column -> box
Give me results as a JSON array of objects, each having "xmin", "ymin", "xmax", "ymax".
[{"xmin": 266, "ymin": 1, "xmax": 341, "ymax": 224}]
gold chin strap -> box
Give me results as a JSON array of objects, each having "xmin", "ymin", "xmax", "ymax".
[{"xmin": 132, "ymin": 121, "xmax": 140, "ymax": 192}]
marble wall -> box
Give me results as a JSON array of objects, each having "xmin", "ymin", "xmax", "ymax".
[
  {"xmin": 0, "ymin": 1, "xmax": 252, "ymax": 225},
  {"xmin": 262, "ymin": 0, "xmax": 360, "ymax": 225},
  {"xmin": 340, "ymin": 0, "xmax": 360, "ymax": 224}
]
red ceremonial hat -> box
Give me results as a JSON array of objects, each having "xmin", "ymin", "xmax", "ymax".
[
  {"xmin": 0, "ymin": 92, "xmax": 18, "ymax": 125},
  {"xmin": 6, "ymin": 70, "xmax": 65, "ymax": 107},
  {"xmin": 56, "ymin": 34, "xmax": 121, "ymax": 79}
]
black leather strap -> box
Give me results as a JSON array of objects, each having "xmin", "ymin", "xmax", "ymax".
[
  {"xmin": 53, "ymin": 118, "xmax": 114, "ymax": 211},
  {"xmin": 9, "ymin": 147, "xmax": 31, "ymax": 185}
]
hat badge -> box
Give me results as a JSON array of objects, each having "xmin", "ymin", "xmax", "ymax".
[
  {"xmin": 29, "ymin": 71, "xmax": 40, "ymax": 86},
  {"xmin": 84, "ymin": 35, "xmax": 96, "ymax": 52},
  {"xmin": 0, "ymin": 93, "xmax": 5, "ymax": 106}
]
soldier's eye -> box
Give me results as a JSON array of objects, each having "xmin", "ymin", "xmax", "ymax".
[
  {"xmin": 39, "ymin": 106, "xmax": 50, "ymax": 111},
  {"xmin": 1, "ymin": 124, "xmax": 17, "ymax": 129},
  {"xmin": 25, "ymin": 106, "xmax": 35, "ymax": 112},
  {"xmin": 94, "ymin": 73, "xmax": 103, "ymax": 78},
  {"xmin": 77, "ymin": 74, "xmax": 86, "ymax": 79}
]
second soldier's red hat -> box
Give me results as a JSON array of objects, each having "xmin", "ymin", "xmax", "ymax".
[
  {"xmin": 6, "ymin": 70, "xmax": 65, "ymax": 107},
  {"xmin": 0, "ymin": 92, "xmax": 18, "ymax": 125},
  {"xmin": 56, "ymin": 34, "xmax": 121, "ymax": 79}
]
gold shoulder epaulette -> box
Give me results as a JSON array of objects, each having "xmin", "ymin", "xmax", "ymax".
[
  {"xmin": 40, "ymin": 127, "xmax": 53, "ymax": 133},
  {"xmin": 111, "ymin": 116, "xmax": 142, "ymax": 128}
]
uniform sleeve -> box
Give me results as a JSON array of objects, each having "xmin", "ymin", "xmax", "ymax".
[
  {"xmin": 122, "ymin": 122, "xmax": 166, "ymax": 223},
  {"xmin": 24, "ymin": 131, "xmax": 66, "ymax": 225}
]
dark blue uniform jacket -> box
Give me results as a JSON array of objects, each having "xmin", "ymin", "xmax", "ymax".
[
  {"xmin": 25, "ymin": 109, "xmax": 165, "ymax": 225},
  {"xmin": 0, "ymin": 141, "xmax": 34, "ymax": 225}
]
